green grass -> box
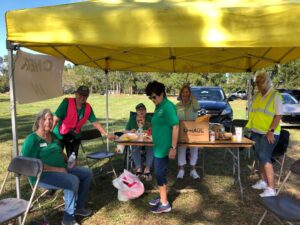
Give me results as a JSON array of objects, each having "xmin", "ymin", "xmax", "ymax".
[{"xmin": 0, "ymin": 94, "xmax": 299, "ymax": 225}]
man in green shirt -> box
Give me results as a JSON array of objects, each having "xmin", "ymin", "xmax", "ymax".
[{"xmin": 52, "ymin": 85, "xmax": 114, "ymax": 157}]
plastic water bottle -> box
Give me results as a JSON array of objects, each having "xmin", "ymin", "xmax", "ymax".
[{"xmin": 67, "ymin": 152, "xmax": 76, "ymax": 168}]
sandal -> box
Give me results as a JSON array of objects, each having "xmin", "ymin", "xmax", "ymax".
[
  {"xmin": 143, "ymin": 172, "xmax": 152, "ymax": 181},
  {"xmin": 135, "ymin": 171, "xmax": 143, "ymax": 177}
]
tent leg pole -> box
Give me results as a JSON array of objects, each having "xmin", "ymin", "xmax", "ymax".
[
  {"xmin": 105, "ymin": 69, "xmax": 110, "ymax": 151},
  {"xmin": 7, "ymin": 42, "xmax": 21, "ymax": 225}
]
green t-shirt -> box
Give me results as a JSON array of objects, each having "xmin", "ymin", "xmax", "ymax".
[
  {"xmin": 22, "ymin": 132, "xmax": 66, "ymax": 183},
  {"xmin": 125, "ymin": 114, "xmax": 152, "ymax": 130},
  {"xmin": 152, "ymin": 97, "xmax": 179, "ymax": 158},
  {"xmin": 53, "ymin": 98, "xmax": 97, "ymax": 139}
]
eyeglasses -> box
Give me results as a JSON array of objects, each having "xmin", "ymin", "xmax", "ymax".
[{"xmin": 149, "ymin": 95, "xmax": 157, "ymax": 100}]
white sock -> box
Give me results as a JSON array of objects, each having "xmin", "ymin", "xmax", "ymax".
[{"xmin": 162, "ymin": 201, "xmax": 169, "ymax": 206}]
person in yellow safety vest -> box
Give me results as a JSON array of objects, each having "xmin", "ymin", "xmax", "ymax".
[{"xmin": 246, "ymin": 71, "xmax": 283, "ymax": 197}]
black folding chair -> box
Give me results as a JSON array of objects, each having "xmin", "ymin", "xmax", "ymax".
[
  {"xmin": 271, "ymin": 129, "xmax": 290, "ymax": 185},
  {"xmin": 0, "ymin": 156, "xmax": 43, "ymax": 225},
  {"xmin": 257, "ymin": 159, "xmax": 300, "ymax": 225},
  {"xmin": 80, "ymin": 129, "xmax": 117, "ymax": 180}
]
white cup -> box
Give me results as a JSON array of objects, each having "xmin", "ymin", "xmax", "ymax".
[{"xmin": 235, "ymin": 127, "xmax": 243, "ymax": 142}]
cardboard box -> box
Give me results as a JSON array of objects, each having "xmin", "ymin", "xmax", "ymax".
[{"xmin": 179, "ymin": 121, "xmax": 209, "ymax": 142}]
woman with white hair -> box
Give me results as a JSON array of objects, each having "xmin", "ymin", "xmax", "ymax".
[{"xmin": 246, "ymin": 71, "xmax": 283, "ymax": 197}]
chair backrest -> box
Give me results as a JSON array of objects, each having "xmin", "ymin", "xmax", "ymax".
[
  {"xmin": 231, "ymin": 119, "xmax": 248, "ymax": 128},
  {"xmin": 80, "ymin": 129, "xmax": 102, "ymax": 141},
  {"xmin": 272, "ymin": 129, "xmax": 290, "ymax": 157},
  {"xmin": 8, "ymin": 156, "xmax": 43, "ymax": 177},
  {"xmin": 129, "ymin": 111, "xmax": 154, "ymax": 117},
  {"xmin": 230, "ymin": 119, "xmax": 248, "ymax": 133},
  {"xmin": 290, "ymin": 159, "xmax": 300, "ymax": 175}
]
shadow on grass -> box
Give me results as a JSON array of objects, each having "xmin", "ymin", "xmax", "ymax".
[{"xmin": 2, "ymin": 135, "xmax": 298, "ymax": 224}]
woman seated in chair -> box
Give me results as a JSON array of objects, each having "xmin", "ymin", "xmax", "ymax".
[
  {"xmin": 124, "ymin": 103, "xmax": 154, "ymax": 181},
  {"xmin": 22, "ymin": 108, "xmax": 93, "ymax": 225},
  {"xmin": 176, "ymin": 84, "xmax": 201, "ymax": 179}
]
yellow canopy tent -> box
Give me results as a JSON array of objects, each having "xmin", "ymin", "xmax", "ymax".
[
  {"xmin": 5, "ymin": 0, "xmax": 300, "ymax": 158},
  {"xmin": 6, "ymin": 0, "xmax": 300, "ymax": 73}
]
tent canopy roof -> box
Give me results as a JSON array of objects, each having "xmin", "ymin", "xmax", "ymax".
[{"xmin": 6, "ymin": 0, "xmax": 300, "ymax": 72}]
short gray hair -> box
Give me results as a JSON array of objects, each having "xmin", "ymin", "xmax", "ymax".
[
  {"xmin": 254, "ymin": 71, "xmax": 273, "ymax": 90},
  {"xmin": 32, "ymin": 108, "xmax": 53, "ymax": 131}
]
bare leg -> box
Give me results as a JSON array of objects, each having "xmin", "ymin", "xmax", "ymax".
[
  {"xmin": 159, "ymin": 184, "xmax": 168, "ymax": 204},
  {"xmin": 264, "ymin": 162, "xmax": 275, "ymax": 188}
]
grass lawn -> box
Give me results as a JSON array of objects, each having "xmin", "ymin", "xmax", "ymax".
[{"xmin": 0, "ymin": 93, "xmax": 299, "ymax": 225}]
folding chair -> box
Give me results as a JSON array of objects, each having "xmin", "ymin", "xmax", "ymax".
[
  {"xmin": 257, "ymin": 159, "xmax": 300, "ymax": 225},
  {"xmin": 80, "ymin": 129, "xmax": 117, "ymax": 180},
  {"xmin": 271, "ymin": 129, "xmax": 290, "ymax": 185},
  {"xmin": 0, "ymin": 156, "xmax": 43, "ymax": 225}
]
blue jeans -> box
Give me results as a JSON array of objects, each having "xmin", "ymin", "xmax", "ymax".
[
  {"xmin": 131, "ymin": 146, "xmax": 154, "ymax": 169},
  {"xmin": 38, "ymin": 167, "xmax": 93, "ymax": 222}
]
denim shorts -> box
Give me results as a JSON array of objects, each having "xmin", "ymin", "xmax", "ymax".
[
  {"xmin": 154, "ymin": 156, "xmax": 169, "ymax": 186},
  {"xmin": 251, "ymin": 132, "xmax": 279, "ymax": 164}
]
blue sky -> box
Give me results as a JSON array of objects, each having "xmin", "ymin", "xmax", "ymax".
[{"xmin": 0, "ymin": 0, "xmax": 83, "ymax": 57}]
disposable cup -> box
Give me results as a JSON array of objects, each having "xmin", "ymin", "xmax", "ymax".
[{"xmin": 235, "ymin": 127, "xmax": 243, "ymax": 142}]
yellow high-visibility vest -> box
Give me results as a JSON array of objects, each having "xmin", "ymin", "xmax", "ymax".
[{"xmin": 246, "ymin": 89, "xmax": 281, "ymax": 134}]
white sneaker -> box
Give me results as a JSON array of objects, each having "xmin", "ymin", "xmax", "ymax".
[
  {"xmin": 190, "ymin": 169, "xmax": 200, "ymax": 179},
  {"xmin": 177, "ymin": 169, "xmax": 185, "ymax": 179},
  {"xmin": 252, "ymin": 180, "xmax": 268, "ymax": 190},
  {"xmin": 259, "ymin": 187, "xmax": 276, "ymax": 197}
]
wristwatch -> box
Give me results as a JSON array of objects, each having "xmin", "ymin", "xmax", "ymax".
[
  {"xmin": 268, "ymin": 129, "xmax": 274, "ymax": 133},
  {"xmin": 171, "ymin": 146, "xmax": 177, "ymax": 150}
]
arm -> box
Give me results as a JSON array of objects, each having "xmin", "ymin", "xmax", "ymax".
[
  {"xmin": 191, "ymin": 96, "xmax": 200, "ymax": 111},
  {"xmin": 265, "ymin": 115, "xmax": 282, "ymax": 144},
  {"xmin": 43, "ymin": 164, "xmax": 67, "ymax": 173},
  {"xmin": 92, "ymin": 121, "xmax": 115, "ymax": 140},
  {"xmin": 169, "ymin": 125, "xmax": 179, "ymax": 159},
  {"xmin": 51, "ymin": 116, "xmax": 60, "ymax": 131}
]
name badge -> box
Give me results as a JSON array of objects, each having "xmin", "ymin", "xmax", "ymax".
[{"xmin": 40, "ymin": 143, "xmax": 47, "ymax": 147}]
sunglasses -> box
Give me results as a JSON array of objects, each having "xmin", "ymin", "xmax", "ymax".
[{"xmin": 149, "ymin": 95, "xmax": 157, "ymax": 100}]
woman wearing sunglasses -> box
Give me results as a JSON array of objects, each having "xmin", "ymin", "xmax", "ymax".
[{"xmin": 145, "ymin": 81, "xmax": 179, "ymax": 214}]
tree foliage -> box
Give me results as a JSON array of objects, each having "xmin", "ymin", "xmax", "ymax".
[{"xmin": 1, "ymin": 54, "xmax": 299, "ymax": 94}]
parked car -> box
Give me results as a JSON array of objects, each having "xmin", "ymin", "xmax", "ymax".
[
  {"xmin": 277, "ymin": 88, "xmax": 300, "ymax": 101},
  {"xmin": 281, "ymin": 93, "xmax": 300, "ymax": 126},
  {"xmin": 229, "ymin": 90, "xmax": 247, "ymax": 100},
  {"xmin": 191, "ymin": 86, "xmax": 233, "ymax": 130}
]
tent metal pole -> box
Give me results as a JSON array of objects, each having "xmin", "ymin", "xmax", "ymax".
[
  {"xmin": 7, "ymin": 41, "xmax": 21, "ymax": 225},
  {"xmin": 105, "ymin": 60, "xmax": 110, "ymax": 151}
]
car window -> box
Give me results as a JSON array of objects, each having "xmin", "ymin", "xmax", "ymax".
[
  {"xmin": 192, "ymin": 89, "xmax": 225, "ymax": 101},
  {"xmin": 282, "ymin": 94, "xmax": 298, "ymax": 104}
]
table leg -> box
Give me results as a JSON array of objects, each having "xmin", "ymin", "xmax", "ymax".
[
  {"xmin": 201, "ymin": 148, "xmax": 205, "ymax": 178},
  {"xmin": 236, "ymin": 148, "xmax": 244, "ymax": 201}
]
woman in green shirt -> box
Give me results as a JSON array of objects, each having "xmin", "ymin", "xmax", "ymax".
[
  {"xmin": 22, "ymin": 109, "xmax": 93, "ymax": 225},
  {"xmin": 145, "ymin": 81, "xmax": 179, "ymax": 214},
  {"xmin": 124, "ymin": 103, "xmax": 153, "ymax": 180}
]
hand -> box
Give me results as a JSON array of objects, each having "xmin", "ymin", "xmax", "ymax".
[
  {"xmin": 169, "ymin": 148, "xmax": 176, "ymax": 159},
  {"xmin": 60, "ymin": 167, "xmax": 68, "ymax": 173},
  {"xmin": 265, "ymin": 131, "xmax": 275, "ymax": 144},
  {"xmin": 130, "ymin": 129, "xmax": 136, "ymax": 133},
  {"xmin": 106, "ymin": 134, "xmax": 116, "ymax": 140}
]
